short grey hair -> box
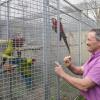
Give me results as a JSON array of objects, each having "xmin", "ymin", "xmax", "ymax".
[{"xmin": 90, "ymin": 29, "xmax": 100, "ymax": 41}]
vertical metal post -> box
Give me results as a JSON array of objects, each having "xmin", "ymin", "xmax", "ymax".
[
  {"xmin": 22, "ymin": 0, "xmax": 26, "ymax": 40},
  {"xmin": 7, "ymin": 1, "xmax": 10, "ymax": 40},
  {"xmin": 79, "ymin": 13, "xmax": 82, "ymax": 66},
  {"xmin": 43, "ymin": 0, "xmax": 51, "ymax": 100},
  {"xmin": 7, "ymin": 1, "xmax": 13, "ymax": 100},
  {"xmin": 56, "ymin": 0, "xmax": 61, "ymax": 100}
]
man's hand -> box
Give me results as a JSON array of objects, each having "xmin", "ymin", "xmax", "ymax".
[
  {"xmin": 54, "ymin": 62, "xmax": 65, "ymax": 78},
  {"xmin": 64, "ymin": 56, "xmax": 72, "ymax": 67}
]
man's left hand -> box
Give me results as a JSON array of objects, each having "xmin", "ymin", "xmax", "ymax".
[{"xmin": 55, "ymin": 65, "xmax": 65, "ymax": 78}]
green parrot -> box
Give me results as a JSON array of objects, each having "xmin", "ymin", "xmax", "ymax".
[
  {"xmin": 0, "ymin": 39, "xmax": 34, "ymax": 87},
  {"xmin": 0, "ymin": 40, "xmax": 14, "ymax": 66},
  {"xmin": 2, "ymin": 40, "xmax": 14, "ymax": 57},
  {"xmin": 17, "ymin": 58, "xmax": 33, "ymax": 77},
  {"xmin": 16, "ymin": 58, "xmax": 34, "ymax": 87},
  {"xmin": 8, "ymin": 57, "xmax": 34, "ymax": 87}
]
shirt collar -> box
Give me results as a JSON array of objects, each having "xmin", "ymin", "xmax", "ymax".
[{"xmin": 92, "ymin": 50, "xmax": 100, "ymax": 57}]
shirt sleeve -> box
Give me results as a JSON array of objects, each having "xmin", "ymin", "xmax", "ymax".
[{"xmin": 86, "ymin": 62, "xmax": 100, "ymax": 85}]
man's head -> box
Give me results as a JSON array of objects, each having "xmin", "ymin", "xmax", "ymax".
[{"xmin": 86, "ymin": 29, "xmax": 100, "ymax": 53}]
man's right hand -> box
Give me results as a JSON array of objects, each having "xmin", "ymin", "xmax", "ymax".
[{"xmin": 64, "ymin": 56, "xmax": 72, "ymax": 67}]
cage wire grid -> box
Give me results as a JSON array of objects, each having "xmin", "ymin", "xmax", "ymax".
[{"xmin": 0, "ymin": 0, "xmax": 97, "ymax": 100}]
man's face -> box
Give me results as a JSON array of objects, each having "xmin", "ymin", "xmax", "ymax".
[{"xmin": 86, "ymin": 31, "xmax": 100, "ymax": 53}]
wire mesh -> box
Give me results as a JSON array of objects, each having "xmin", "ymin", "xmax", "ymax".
[{"xmin": 0, "ymin": 0, "xmax": 97, "ymax": 100}]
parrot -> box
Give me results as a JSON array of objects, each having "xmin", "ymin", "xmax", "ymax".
[
  {"xmin": 0, "ymin": 34, "xmax": 25, "ymax": 71},
  {"xmin": 0, "ymin": 40, "xmax": 14, "ymax": 66},
  {"xmin": 2, "ymin": 40, "xmax": 14, "ymax": 57},
  {"xmin": 51, "ymin": 18, "xmax": 70, "ymax": 54},
  {"xmin": 0, "ymin": 37, "xmax": 36, "ymax": 88},
  {"xmin": 9, "ymin": 57, "xmax": 36, "ymax": 88},
  {"xmin": 17, "ymin": 58, "xmax": 36, "ymax": 88}
]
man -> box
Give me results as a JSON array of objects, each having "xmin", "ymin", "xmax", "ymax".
[{"xmin": 55, "ymin": 29, "xmax": 100, "ymax": 100}]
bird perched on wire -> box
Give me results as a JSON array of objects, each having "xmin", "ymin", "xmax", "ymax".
[
  {"xmin": 51, "ymin": 18, "xmax": 70, "ymax": 54},
  {"xmin": 19, "ymin": 58, "xmax": 36, "ymax": 88},
  {"xmin": 0, "ymin": 34, "xmax": 36, "ymax": 88},
  {"xmin": 0, "ymin": 33, "xmax": 25, "ymax": 72},
  {"xmin": 0, "ymin": 40, "xmax": 14, "ymax": 72},
  {"xmin": 10, "ymin": 57, "xmax": 36, "ymax": 88}
]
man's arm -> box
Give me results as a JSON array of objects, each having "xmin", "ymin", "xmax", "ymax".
[
  {"xmin": 55, "ymin": 66, "xmax": 95, "ymax": 91},
  {"xmin": 62, "ymin": 72, "xmax": 95, "ymax": 91},
  {"xmin": 68, "ymin": 64, "xmax": 84, "ymax": 75},
  {"xmin": 64, "ymin": 56, "xmax": 84, "ymax": 75}
]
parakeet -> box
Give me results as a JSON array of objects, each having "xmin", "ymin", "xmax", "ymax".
[
  {"xmin": 0, "ymin": 36, "xmax": 35, "ymax": 88},
  {"xmin": 20, "ymin": 58, "xmax": 36, "ymax": 88},
  {"xmin": 0, "ymin": 34, "xmax": 25, "ymax": 69},
  {"xmin": 52, "ymin": 18, "xmax": 70, "ymax": 53},
  {"xmin": 0, "ymin": 40, "xmax": 14, "ymax": 66},
  {"xmin": 3, "ymin": 40, "xmax": 13, "ymax": 56},
  {"xmin": 20, "ymin": 58, "xmax": 32, "ymax": 77},
  {"xmin": 9, "ymin": 57, "xmax": 36, "ymax": 88}
]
